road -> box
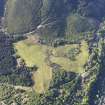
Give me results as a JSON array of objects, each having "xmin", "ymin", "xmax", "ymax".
[{"xmin": 0, "ymin": 83, "xmax": 33, "ymax": 92}]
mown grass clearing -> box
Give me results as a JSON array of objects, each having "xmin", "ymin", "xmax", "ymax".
[
  {"xmin": 14, "ymin": 40, "xmax": 46, "ymax": 67},
  {"xmin": 51, "ymin": 41, "xmax": 89, "ymax": 73},
  {"xmin": 52, "ymin": 44, "xmax": 79, "ymax": 57},
  {"xmin": 14, "ymin": 40, "xmax": 52, "ymax": 93},
  {"xmin": 14, "ymin": 39, "xmax": 89, "ymax": 93}
]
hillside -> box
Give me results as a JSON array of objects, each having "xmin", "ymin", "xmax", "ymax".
[
  {"xmin": 4, "ymin": 0, "xmax": 105, "ymax": 38},
  {"xmin": 0, "ymin": 0, "xmax": 105, "ymax": 105},
  {"xmin": 0, "ymin": 33, "xmax": 104, "ymax": 105}
]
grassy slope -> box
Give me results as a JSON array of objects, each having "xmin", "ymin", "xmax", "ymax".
[
  {"xmin": 5, "ymin": 0, "xmax": 41, "ymax": 34},
  {"xmin": 14, "ymin": 39, "xmax": 89, "ymax": 93}
]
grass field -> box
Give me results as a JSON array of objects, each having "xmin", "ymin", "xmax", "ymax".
[
  {"xmin": 51, "ymin": 41, "xmax": 89, "ymax": 73},
  {"xmin": 14, "ymin": 39, "xmax": 89, "ymax": 93},
  {"xmin": 14, "ymin": 40, "xmax": 47, "ymax": 67},
  {"xmin": 14, "ymin": 40, "xmax": 52, "ymax": 93},
  {"xmin": 52, "ymin": 44, "xmax": 79, "ymax": 57}
]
